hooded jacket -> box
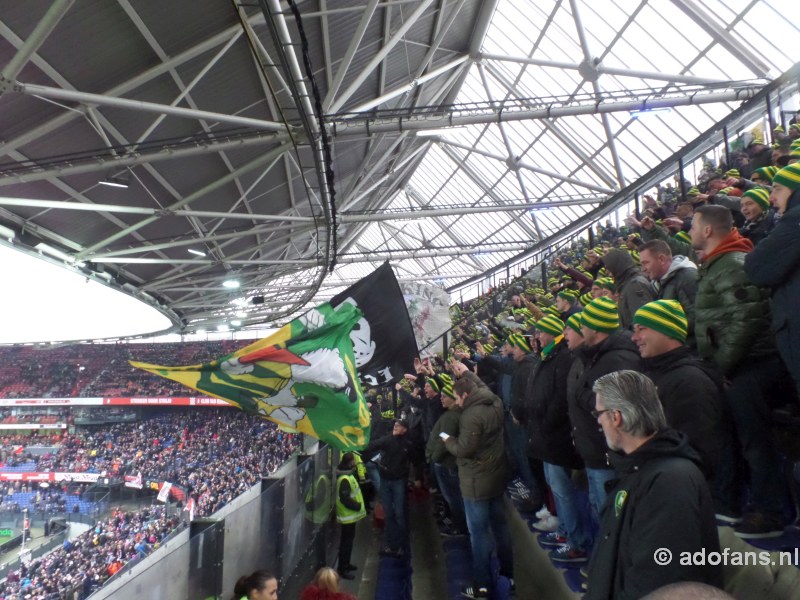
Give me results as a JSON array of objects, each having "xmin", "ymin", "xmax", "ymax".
[
  {"xmin": 521, "ymin": 340, "xmax": 583, "ymax": 469},
  {"xmin": 425, "ymin": 405, "xmax": 462, "ymax": 470},
  {"xmin": 567, "ymin": 331, "xmax": 642, "ymax": 469},
  {"xmin": 509, "ymin": 353, "xmax": 538, "ymax": 418},
  {"xmin": 585, "ymin": 429, "xmax": 722, "ymax": 600},
  {"xmin": 695, "ymin": 230, "xmax": 775, "ymax": 375},
  {"xmin": 656, "ymin": 255, "xmax": 699, "ymax": 343},
  {"xmin": 745, "ymin": 188, "xmax": 800, "ymax": 385},
  {"xmin": 601, "ymin": 249, "xmax": 656, "ymax": 330},
  {"xmin": 444, "ymin": 385, "xmax": 509, "ymax": 500},
  {"xmin": 641, "ymin": 347, "xmax": 725, "ymax": 478},
  {"xmin": 739, "ymin": 209, "xmax": 777, "ymax": 246}
]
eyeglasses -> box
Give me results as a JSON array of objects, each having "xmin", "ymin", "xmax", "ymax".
[{"xmin": 591, "ymin": 409, "xmax": 613, "ymax": 420}]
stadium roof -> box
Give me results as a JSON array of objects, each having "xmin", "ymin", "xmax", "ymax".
[{"xmin": 0, "ymin": 0, "xmax": 798, "ymax": 339}]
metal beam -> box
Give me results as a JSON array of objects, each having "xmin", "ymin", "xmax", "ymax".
[
  {"xmin": 0, "ymin": 0, "xmax": 73, "ymax": 83},
  {"xmin": 478, "ymin": 53, "xmax": 731, "ymax": 85},
  {"xmin": 327, "ymin": 0, "xmax": 436, "ymax": 113},
  {"xmin": 328, "ymin": 88, "xmax": 760, "ymax": 137},
  {"xmin": 10, "ymin": 81, "xmax": 288, "ymax": 133},
  {"xmin": 336, "ymin": 245, "xmax": 535, "ymax": 263}
]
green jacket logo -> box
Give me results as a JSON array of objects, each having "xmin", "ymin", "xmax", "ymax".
[{"xmin": 614, "ymin": 490, "xmax": 628, "ymax": 517}]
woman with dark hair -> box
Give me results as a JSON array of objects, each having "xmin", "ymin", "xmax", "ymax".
[
  {"xmin": 300, "ymin": 567, "xmax": 356, "ymax": 600},
  {"xmin": 230, "ymin": 570, "xmax": 278, "ymax": 600}
]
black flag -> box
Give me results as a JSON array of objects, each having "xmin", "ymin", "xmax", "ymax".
[{"xmin": 330, "ymin": 262, "xmax": 419, "ymax": 386}]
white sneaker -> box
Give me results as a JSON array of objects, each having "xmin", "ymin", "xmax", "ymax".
[
  {"xmin": 535, "ymin": 505, "xmax": 551, "ymax": 520},
  {"xmin": 531, "ymin": 515, "xmax": 560, "ymax": 533}
]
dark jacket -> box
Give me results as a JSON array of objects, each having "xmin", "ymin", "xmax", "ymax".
[
  {"xmin": 739, "ymin": 210, "xmax": 777, "ymax": 246},
  {"xmin": 656, "ymin": 256, "xmax": 698, "ymax": 344},
  {"xmin": 521, "ymin": 340, "xmax": 582, "ymax": 469},
  {"xmin": 445, "ymin": 385, "xmax": 509, "ymax": 500},
  {"xmin": 366, "ymin": 432, "xmax": 413, "ymax": 480},
  {"xmin": 601, "ymin": 249, "xmax": 655, "ymax": 330},
  {"xmin": 745, "ymin": 189, "xmax": 800, "ymax": 384},
  {"xmin": 425, "ymin": 406, "xmax": 462, "ymax": 470},
  {"xmin": 509, "ymin": 353, "xmax": 538, "ymax": 418},
  {"xmin": 695, "ymin": 233, "xmax": 775, "ymax": 375},
  {"xmin": 585, "ymin": 430, "xmax": 722, "ymax": 600},
  {"xmin": 568, "ymin": 332, "xmax": 641, "ymax": 469},
  {"xmin": 477, "ymin": 352, "xmax": 514, "ymax": 408},
  {"xmin": 642, "ymin": 347, "xmax": 725, "ymax": 478}
]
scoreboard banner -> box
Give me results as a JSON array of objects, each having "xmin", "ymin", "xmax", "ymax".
[{"xmin": 0, "ymin": 397, "xmax": 231, "ymax": 407}]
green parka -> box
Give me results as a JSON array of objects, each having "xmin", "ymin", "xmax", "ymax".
[
  {"xmin": 444, "ymin": 385, "xmax": 509, "ymax": 500},
  {"xmin": 694, "ymin": 233, "xmax": 775, "ymax": 375}
]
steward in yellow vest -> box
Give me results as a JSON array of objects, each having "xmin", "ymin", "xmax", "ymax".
[{"xmin": 335, "ymin": 452, "xmax": 366, "ymax": 579}]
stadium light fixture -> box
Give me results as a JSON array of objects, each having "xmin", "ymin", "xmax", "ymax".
[
  {"xmin": 98, "ymin": 172, "xmax": 130, "ymax": 189},
  {"xmin": 223, "ymin": 279, "xmax": 240, "ymax": 289},
  {"xmin": 187, "ymin": 249, "xmax": 206, "ymax": 257}
]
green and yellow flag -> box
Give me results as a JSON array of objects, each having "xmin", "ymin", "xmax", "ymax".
[{"xmin": 130, "ymin": 302, "xmax": 371, "ymax": 450}]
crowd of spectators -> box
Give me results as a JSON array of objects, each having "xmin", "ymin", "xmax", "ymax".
[
  {"xmin": 0, "ymin": 506, "xmax": 180, "ymax": 600},
  {"xmin": 392, "ymin": 132, "xmax": 800, "ymax": 598},
  {"xmin": 0, "ymin": 340, "xmax": 245, "ymax": 398}
]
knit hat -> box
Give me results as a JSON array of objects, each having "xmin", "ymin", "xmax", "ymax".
[
  {"xmin": 535, "ymin": 315, "xmax": 565, "ymax": 337},
  {"xmin": 725, "ymin": 169, "xmax": 741, "ymax": 179},
  {"xmin": 596, "ymin": 277, "xmax": 615, "ymax": 292},
  {"xmin": 773, "ymin": 164, "xmax": 800, "ymax": 191},
  {"xmin": 578, "ymin": 292, "xmax": 593, "ymax": 307},
  {"xmin": 557, "ymin": 289, "xmax": 579, "ymax": 302},
  {"xmin": 742, "ymin": 187, "xmax": 771, "ymax": 211},
  {"xmin": 426, "ymin": 377, "xmax": 442, "ymax": 393},
  {"xmin": 581, "ymin": 297, "xmax": 620, "ymax": 333},
  {"xmin": 633, "ymin": 300, "xmax": 688, "ymax": 343},
  {"xmin": 508, "ymin": 333, "xmax": 531, "ymax": 352},
  {"xmin": 674, "ymin": 230, "xmax": 691, "ymax": 244},
  {"xmin": 440, "ymin": 381, "xmax": 455, "ymax": 399},
  {"xmin": 686, "ymin": 186, "xmax": 701, "ymax": 197},
  {"xmin": 565, "ymin": 313, "xmax": 583, "ymax": 336},
  {"xmin": 752, "ymin": 166, "xmax": 778, "ymax": 183}
]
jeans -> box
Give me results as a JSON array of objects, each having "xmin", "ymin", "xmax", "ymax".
[
  {"xmin": 720, "ymin": 356, "xmax": 787, "ymax": 515},
  {"xmin": 543, "ymin": 462, "xmax": 590, "ymax": 551},
  {"xmin": 586, "ymin": 467, "xmax": 616, "ymax": 527},
  {"xmin": 379, "ymin": 477, "xmax": 407, "ymax": 550},
  {"xmin": 433, "ymin": 462, "xmax": 467, "ymax": 531},
  {"xmin": 463, "ymin": 495, "xmax": 514, "ymax": 590},
  {"xmin": 505, "ymin": 414, "xmax": 543, "ymax": 504},
  {"xmin": 366, "ymin": 462, "xmax": 381, "ymax": 494}
]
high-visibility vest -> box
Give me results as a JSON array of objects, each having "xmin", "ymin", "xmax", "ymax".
[
  {"xmin": 335, "ymin": 474, "xmax": 366, "ymax": 524},
  {"xmin": 352, "ymin": 452, "xmax": 367, "ymax": 482},
  {"xmin": 304, "ymin": 474, "xmax": 331, "ymax": 524}
]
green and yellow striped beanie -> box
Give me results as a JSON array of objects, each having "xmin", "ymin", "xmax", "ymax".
[
  {"xmin": 535, "ymin": 315, "xmax": 565, "ymax": 337},
  {"xmin": 508, "ymin": 333, "xmax": 531, "ymax": 352},
  {"xmin": 566, "ymin": 313, "xmax": 583, "ymax": 336},
  {"xmin": 633, "ymin": 300, "xmax": 688, "ymax": 343},
  {"xmin": 543, "ymin": 305, "xmax": 561, "ymax": 318},
  {"xmin": 427, "ymin": 377, "xmax": 442, "ymax": 393},
  {"xmin": 581, "ymin": 297, "xmax": 620, "ymax": 333},
  {"xmin": 742, "ymin": 187, "xmax": 771, "ymax": 211},
  {"xmin": 773, "ymin": 163, "xmax": 800, "ymax": 191},
  {"xmin": 558, "ymin": 289, "xmax": 579, "ymax": 302},
  {"xmin": 725, "ymin": 169, "xmax": 741, "ymax": 179},
  {"xmin": 674, "ymin": 230, "xmax": 691, "ymax": 244},
  {"xmin": 597, "ymin": 277, "xmax": 616, "ymax": 292},
  {"xmin": 440, "ymin": 381, "xmax": 455, "ymax": 399},
  {"xmin": 578, "ymin": 292, "xmax": 593, "ymax": 307},
  {"xmin": 687, "ymin": 186, "xmax": 700, "ymax": 197},
  {"xmin": 752, "ymin": 166, "xmax": 778, "ymax": 183}
]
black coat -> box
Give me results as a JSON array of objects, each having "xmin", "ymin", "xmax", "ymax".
[
  {"xmin": 586, "ymin": 430, "xmax": 722, "ymax": 600},
  {"xmin": 745, "ymin": 190, "xmax": 800, "ymax": 387},
  {"xmin": 509, "ymin": 353, "xmax": 538, "ymax": 419},
  {"xmin": 642, "ymin": 347, "xmax": 725, "ymax": 478},
  {"xmin": 521, "ymin": 341, "xmax": 582, "ymax": 469},
  {"xmin": 366, "ymin": 433, "xmax": 413, "ymax": 480},
  {"xmin": 568, "ymin": 332, "xmax": 641, "ymax": 469}
]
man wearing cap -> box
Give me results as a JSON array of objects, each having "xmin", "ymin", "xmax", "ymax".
[
  {"xmin": 738, "ymin": 187, "xmax": 776, "ymax": 245},
  {"xmin": 366, "ymin": 417, "xmax": 414, "ymax": 557},
  {"xmin": 691, "ymin": 204, "xmax": 787, "ymax": 538},
  {"xmin": 746, "ymin": 163, "xmax": 800, "ymax": 398},
  {"xmin": 638, "ymin": 239, "xmax": 698, "ymax": 345},
  {"xmin": 521, "ymin": 315, "xmax": 589, "ymax": 565},
  {"xmin": 555, "ymin": 289, "xmax": 582, "ymax": 320},
  {"xmin": 632, "ymin": 301, "xmax": 726, "ymax": 496},
  {"xmin": 568, "ymin": 297, "xmax": 641, "ymax": 530},
  {"xmin": 426, "ymin": 380, "xmax": 467, "ymax": 536},
  {"xmin": 446, "ymin": 376, "xmax": 513, "ymax": 598},
  {"xmin": 600, "ymin": 248, "xmax": 655, "ymax": 330}
]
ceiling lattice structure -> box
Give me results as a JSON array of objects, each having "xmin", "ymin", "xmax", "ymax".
[{"xmin": 0, "ymin": 0, "xmax": 797, "ymax": 337}]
